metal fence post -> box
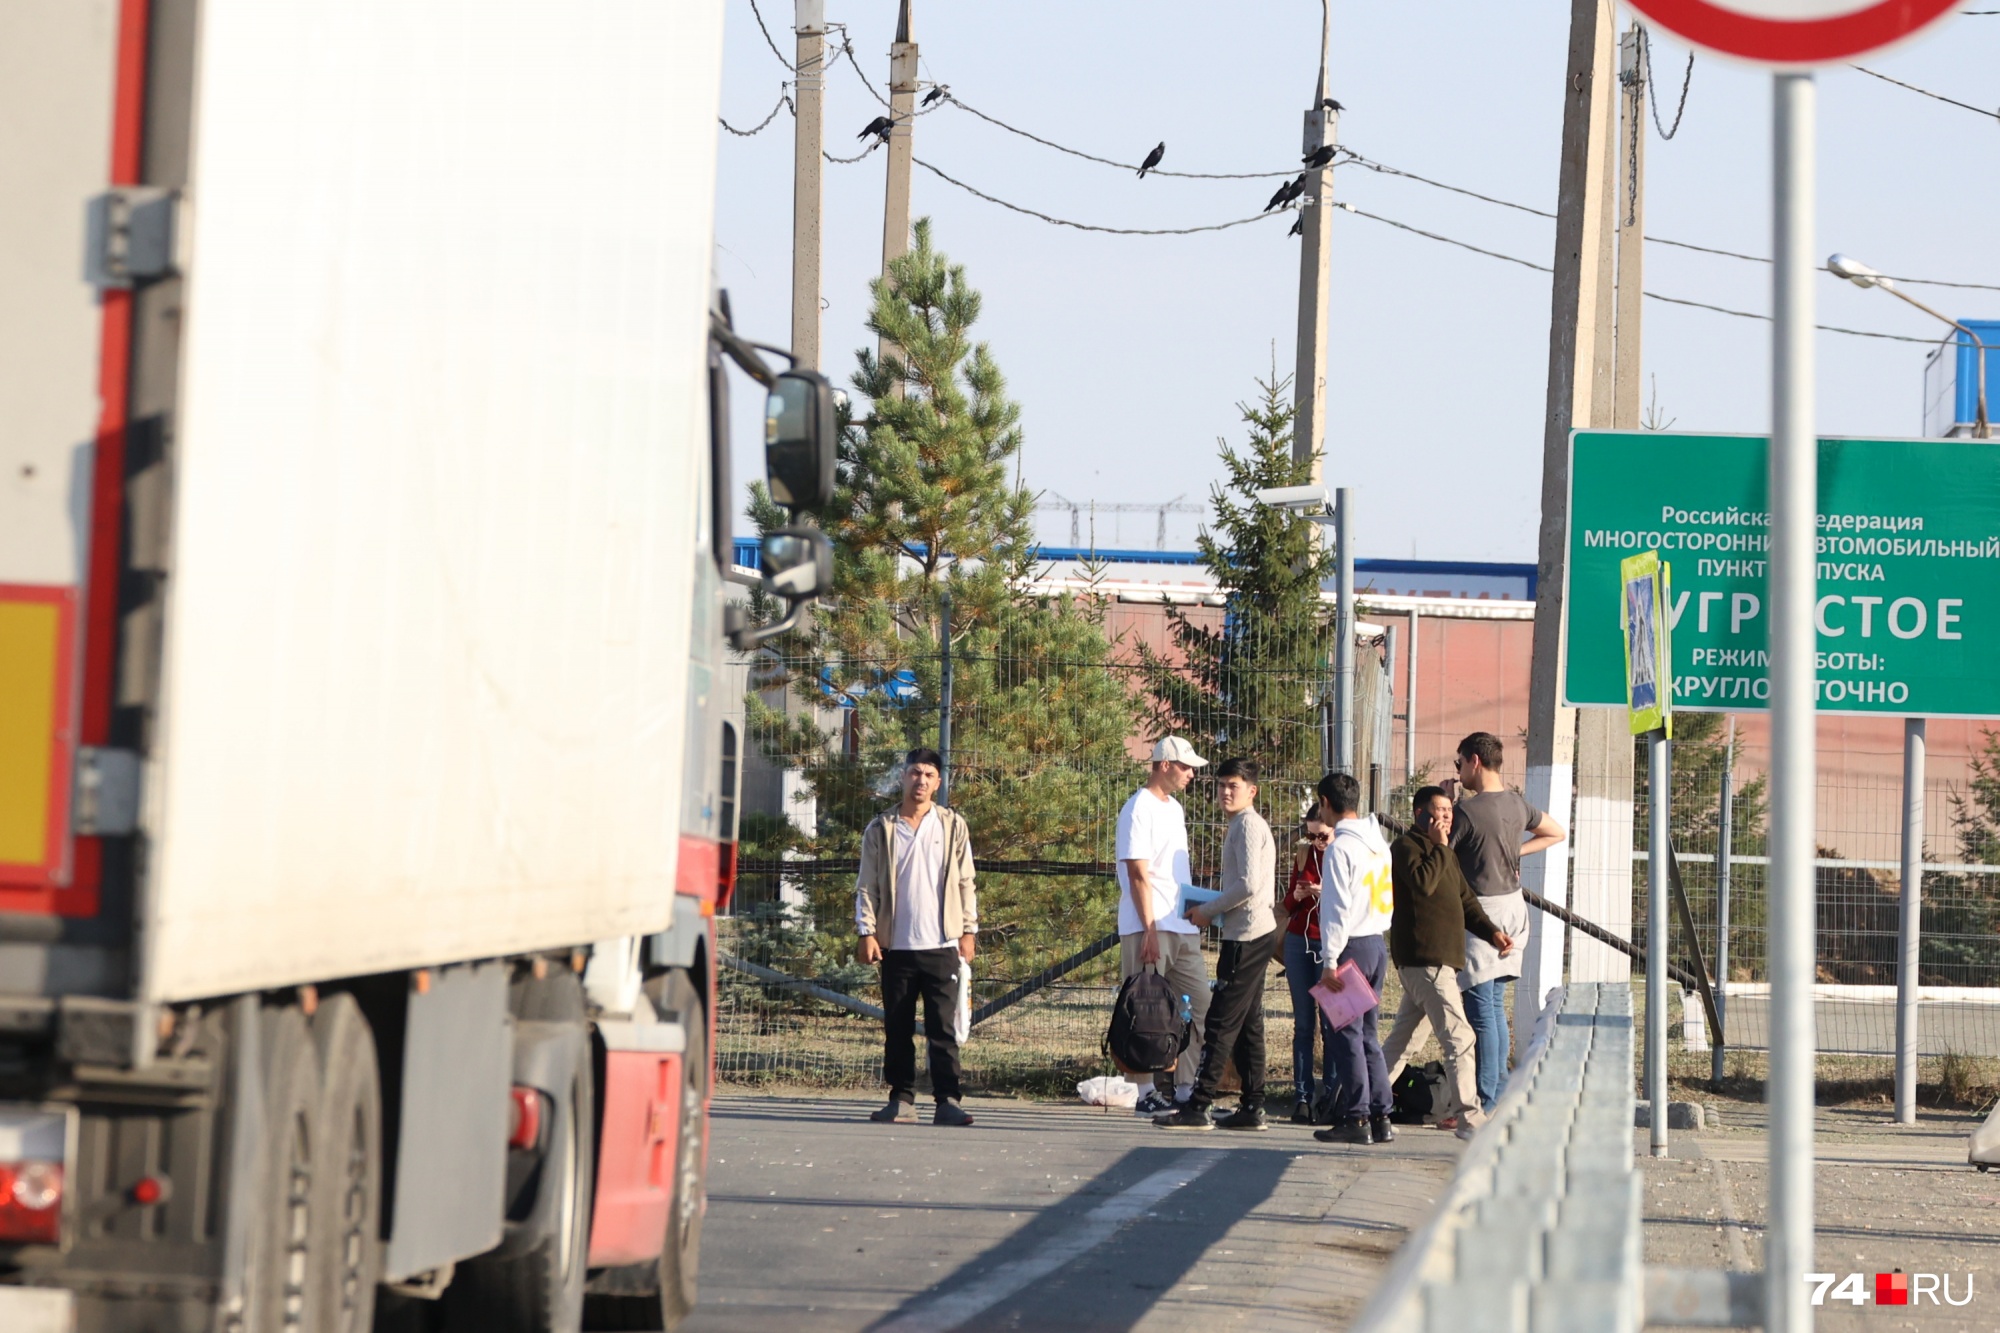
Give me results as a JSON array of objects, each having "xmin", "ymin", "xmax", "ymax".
[
  {"xmin": 938, "ymin": 590, "xmax": 954, "ymax": 798},
  {"xmin": 1896, "ymin": 716, "xmax": 1926, "ymax": 1124},
  {"xmin": 1713, "ymin": 721, "xmax": 1733, "ymax": 1088},
  {"xmin": 1405, "ymin": 609, "xmax": 1419, "ymax": 783},
  {"xmin": 1647, "ymin": 729, "xmax": 1669, "ymax": 1158},
  {"xmin": 1334, "ymin": 487, "xmax": 1355, "ymax": 775}
]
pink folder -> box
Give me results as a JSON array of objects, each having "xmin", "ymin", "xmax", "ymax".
[{"xmin": 1309, "ymin": 961, "xmax": 1379, "ymax": 1032}]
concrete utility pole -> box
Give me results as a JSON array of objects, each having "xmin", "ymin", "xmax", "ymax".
[
  {"xmin": 790, "ymin": 0, "xmax": 825, "ymax": 370},
  {"xmin": 1517, "ymin": 0, "xmax": 1618, "ymax": 1050},
  {"xmin": 1292, "ymin": 0, "xmax": 1335, "ymax": 484},
  {"xmin": 1571, "ymin": 22, "xmax": 1647, "ymax": 987},
  {"xmin": 877, "ymin": 0, "xmax": 918, "ymax": 397}
]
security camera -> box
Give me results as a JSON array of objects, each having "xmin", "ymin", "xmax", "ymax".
[{"xmin": 1254, "ymin": 485, "xmax": 1332, "ymax": 513}]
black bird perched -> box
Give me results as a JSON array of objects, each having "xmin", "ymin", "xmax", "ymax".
[
  {"xmin": 921, "ymin": 86, "xmax": 948, "ymax": 107},
  {"xmin": 1137, "ymin": 142, "xmax": 1166, "ymax": 177},
  {"xmin": 859, "ymin": 115, "xmax": 894, "ymax": 140},
  {"xmin": 1287, "ymin": 216, "xmax": 1303, "ymax": 237},
  {"xmin": 1263, "ymin": 173, "xmax": 1305, "ymax": 212},
  {"xmin": 1321, "ymin": 98, "xmax": 1345, "ymax": 113},
  {"xmin": 1302, "ymin": 144, "xmax": 1337, "ymax": 169}
]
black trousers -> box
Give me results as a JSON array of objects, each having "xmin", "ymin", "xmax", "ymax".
[
  {"xmin": 1190, "ymin": 929, "xmax": 1280, "ymax": 1109},
  {"xmin": 880, "ymin": 946, "xmax": 963, "ymax": 1104}
]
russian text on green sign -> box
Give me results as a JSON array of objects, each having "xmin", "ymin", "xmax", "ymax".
[{"xmin": 1564, "ymin": 430, "xmax": 2000, "ymax": 718}]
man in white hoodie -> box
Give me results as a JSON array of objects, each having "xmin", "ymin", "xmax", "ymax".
[{"xmin": 1310, "ymin": 772, "xmax": 1398, "ymax": 1146}]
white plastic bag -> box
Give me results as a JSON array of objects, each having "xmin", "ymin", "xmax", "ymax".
[
  {"xmin": 953, "ymin": 960, "xmax": 972, "ymax": 1044},
  {"xmin": 1076, "ymin": 1074, "xmax": 1140, "ymax": 1109}
]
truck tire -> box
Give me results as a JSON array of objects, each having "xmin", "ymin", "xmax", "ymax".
[
  {"xmin": 311, "ymin": 994, "xmax": 382, "ymax": 1333},
  {"xmin": 584, "ymin": 970, "xmax": 707, "ymax": 1331},
  {"xmin": 444, "ymin": 974, "xmax": 592, "ymax": 1333},
  {"xmin": 252, "ymin": 1005, "xmax": 324, "ymax": 1333}
]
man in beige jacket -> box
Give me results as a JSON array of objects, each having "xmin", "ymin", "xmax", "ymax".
[{"xmin": 855, "ymin": 747, "xmax": 978, "ymax": 1126}]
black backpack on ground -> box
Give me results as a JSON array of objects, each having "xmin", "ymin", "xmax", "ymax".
[
  {"xmin": 1391, "ymin": 1060, "xmax": 1449, "ymax": 1124},
  {"xmin": 1104, "ymin": 970, "xmax": 1191, "ymax": 1075}
]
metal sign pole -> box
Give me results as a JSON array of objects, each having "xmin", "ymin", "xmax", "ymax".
[
  {"xmin": 1896, "ymin": 717, "xmax": 1926, "ymax": 1123},
  {"xmin": 1767, "ymin": 68, "xmax": 1818, "ymax": 1333},
  {"xmin": 1646, "ymin": 729, "xmax": 1669, "ymax": 1157},
  {"xmin": 1334, "ymin": 487, "xmax": 1356, "ymax": 775}
]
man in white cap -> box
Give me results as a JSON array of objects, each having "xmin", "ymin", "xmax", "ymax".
[{"xmin": 1116, "ymin": 736, "xmax": 1212, "ymax": 1114}]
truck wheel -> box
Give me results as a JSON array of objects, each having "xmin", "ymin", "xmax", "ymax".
[
  {"xmin": 253, "ymin": 1005, "xmax": 324, "ymax": 1333},
  {"xmin": 585, "ymin": 970, "xmax": 708, "ymax": 1331},
  {"xmin": 311, "ymin": 994, "xmax": 382, "ymax": 1333},
  {"xmin": 444, "ymin": 976, "xmax": 592, "ymax": 1333}
]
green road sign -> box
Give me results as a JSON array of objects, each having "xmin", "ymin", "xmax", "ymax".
[{"xmin": 1564, "ymin": 430, "xmax": 2000, "ymax": 718}]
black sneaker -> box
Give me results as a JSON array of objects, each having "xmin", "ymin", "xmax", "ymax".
[
  {"xmin": 933, "ymin": 1099, "xmax": 974, "ymax": 1127},
  {"xmin": 1370, "ymin": 1114, "xmax": 1397, "ymax": 1144},
  {"xmin": 1133, "ymin": 1089, "xmax": 1175, "ymax": 1116},
  {"xmin": 1216, "ymin": 1105, "xmax": 1269, "ymax": 1132},
  {"xmin": 870, "ymin": 1099, "xmax": 917, "ymax": 1124},
  {"xmin": 1290, "ymin": 1100, "xmax": 1312, "ymax": 1125},
  {"xmin": 1313, "ymin": 1118, "xmax": 1374, "ymax": 1145},
  {"xmin": 1153, "ymin": 1103, "xmax": 1214, "ymax": 1131}
]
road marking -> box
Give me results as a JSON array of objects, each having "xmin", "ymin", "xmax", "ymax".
[
  {"xmin": 1704, "ymin": 1147, "xmax": 1754, "ymax": 1270},
  {"xmin": 873, "ymin": 1149, "xmax": 1227, "ymax": 1332}
]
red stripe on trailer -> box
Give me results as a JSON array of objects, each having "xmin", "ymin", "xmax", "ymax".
[
  {"xmin": 1, "ymin": 0, "xmax": 148, "ymax": 918},
  {"xmin": 675, "ymin": 834, "xmax": 720, "ymax": 901},
  {"xmin": 587, "ymin": 1046, "xmax": 682, "ymax": 1267}
]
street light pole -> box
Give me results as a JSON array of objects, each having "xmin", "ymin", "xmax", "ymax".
[
  {"xmin": 1828, "ymin": 253, "xmax": 1991, "ymax": 438},
  {"xmin": 1334, "ymin": 487, "xmax": 1355, "ymax": 776}
]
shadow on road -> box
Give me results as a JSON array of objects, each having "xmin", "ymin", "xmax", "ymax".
[{"xmin": 866, "ymin": 1144, "xmax": 1292, "ymax": 1332}]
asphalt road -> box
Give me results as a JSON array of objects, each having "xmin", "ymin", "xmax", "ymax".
[{"xmin": 676, "ymin": 1091, "xmax": 1460, "ymax": 1333}]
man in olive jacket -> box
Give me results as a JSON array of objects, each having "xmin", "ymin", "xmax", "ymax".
[
  {"xmin": 855, "ymin": 748, "xmax": 979, "ymax": 1126},
  {"xmin": 1378, "ymin": 786, "xmax": 1513, "ymax": 1139}
]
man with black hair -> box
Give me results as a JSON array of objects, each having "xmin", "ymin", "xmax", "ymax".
[
  {"xmin": 1378, "ymin": 786, "xmax": 1512, "ymax": 1140},
  {"xmin": 1309, "ymin": 771, "xmax": 1396, "ymax": 1146},
  {"xmin": 856, "ymin": 748, "xmax": 979, "ymax": 1127},
  {"xmin": 1444, "ymin": 731, "xmax": 1566, "ymax": 1114},
  {"xmin": 1156, "ymin": 756, "xmax": 1277, "ymax": 1131}
]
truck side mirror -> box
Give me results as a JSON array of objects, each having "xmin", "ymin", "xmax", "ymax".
[
  {"xmin": 764, "ymin": 370, "xmax": 837, "ymax": 512},
  {"xmin": 759, "ymin": 526, "xmax": 832, "ymax": 601}
]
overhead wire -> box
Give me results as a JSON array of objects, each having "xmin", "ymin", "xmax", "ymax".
[
  {"xmin": 1850, "ymin": 63, "xmax": 2000, "ymax": 122},
  {"xmin": 743, "ymin": 0, "xmax": 794, "ymax": 70},
  {"xmin": 912, "ymin": 158, "xmax": 1283, "ymax": 235},
  {"xmin": 1637, "ymin": 26, "xmax": 1695, "ymax": 140},
  {"xmin": 720, "ymin": 88, "xmax": 793, "ymax": 137},
  {"xmin": 940, "ymin": 94, "xmax": 1295, "ymax": 180}
]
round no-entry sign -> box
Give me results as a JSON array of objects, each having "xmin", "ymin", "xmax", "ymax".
[{"xmin": 1627, "ymin": 0, "xmax": 1961, "ymax": 64}]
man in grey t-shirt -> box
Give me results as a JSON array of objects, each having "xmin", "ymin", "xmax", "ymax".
[{"xmin": 1442, "ymin": 731, "xmax": 1566, "ymax": 1114}]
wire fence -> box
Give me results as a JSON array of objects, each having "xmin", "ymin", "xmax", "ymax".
[{"xmin": 720, "ymin": 590, "xmax": 2000, "ymax": 1093}]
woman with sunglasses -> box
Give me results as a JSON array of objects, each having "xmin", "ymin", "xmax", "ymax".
[{"xmin": 1280, "ymin": 814, "xmax": 1338, "ymax": 1124}]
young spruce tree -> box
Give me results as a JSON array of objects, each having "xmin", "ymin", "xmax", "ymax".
[
  {"xmin": 747, "ymin": 219, "xmax": 1140, "ymax": 977},
  {"xmin": 1138, "ymin": 370, "xmax": 1336, "ymax": 856}
]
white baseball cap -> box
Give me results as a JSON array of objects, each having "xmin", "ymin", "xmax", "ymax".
[{"xmin": 1148, "ymin": 736, "xmax": 1208, "ymax": 768}]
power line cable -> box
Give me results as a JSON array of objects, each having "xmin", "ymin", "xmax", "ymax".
[
  {"xmin": 1850, "ymin": 63, "xmax": 2000, "ymax": 122},
  {"xmin": 1637, "ymin": 27, "xmax": 1695, "ymax": 140},
  {"xmin": 1337, "ymin": 206, "xmax": 1943, "ymax": 344},
  {"xmin": 912, "ymin": 157, "xmax": 1285, "ymax": 235},
  {"xmin": 743, "ymin": 0, "xmax": 793, "ymax": 70},
  {"xmin": 720, "ymin": 88, "xmax": 793, "ymax": 137},
  {"xmin": 941, "ymin": 94, "xmax": 1295, "ymax": 180}
]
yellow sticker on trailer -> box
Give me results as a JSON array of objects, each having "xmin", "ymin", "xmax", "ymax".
[{"xmin": 0, "ymin": 591, "xmax": 71, "ymax": 874}]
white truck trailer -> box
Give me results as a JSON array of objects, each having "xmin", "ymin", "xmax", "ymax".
[{"xmin": 0, "ymin": 3, "xmax": 835, "ymax": 1329}]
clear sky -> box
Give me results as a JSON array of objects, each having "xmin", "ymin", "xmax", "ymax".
[{"xmin": 713, "ymin": 2, "xmax": 2000, "ymax": 563}]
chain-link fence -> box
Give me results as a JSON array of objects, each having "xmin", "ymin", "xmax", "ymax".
[
  {"xmin": 1607, "ymin": 718, "xmax": 2000, "ymax": 1063},
  {"xmin": 717, "ymin": 593, "xmax": 1394, "ymax": 1091}
]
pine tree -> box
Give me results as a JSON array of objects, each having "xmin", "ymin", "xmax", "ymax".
[
  {"xmin": 744, "ymin": 219, "xmax": 1141, "ymax": 978},
  {"xmin": 1137, "ymin": 369, "xmax": 1337, "ymax": 858}
]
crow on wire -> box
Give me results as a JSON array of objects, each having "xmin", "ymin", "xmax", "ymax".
[
  {"xmin": 1302, "ymin": 144, "xmax": 1337, "ymax": 169},
  {"xmin": 1263, "ymin": 173, "xmax": 1305, "ymax": 212},
  {"xmin": 921, "ymin": 86, "xmax": 948, "ymax": 106},
  {"xmin": 1287, "ymin": 216, "xmax": 1303, "ymax": 237},
  {"xmin": 1137, "ymin": 142, "xmax": 1166, "ymax": 177},
  {"xmin": 859, "ymin": 115, "xmax": 894, "ymax": 140}
]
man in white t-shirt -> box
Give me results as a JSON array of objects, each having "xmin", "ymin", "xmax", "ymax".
[{"xmin": 1116, "ymin": 736, "xmax": 1211, "ymax": 1115}]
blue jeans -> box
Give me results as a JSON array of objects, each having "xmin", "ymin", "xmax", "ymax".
[
  {"xmin": 1282, "ymin": 932, "xmax": 1335, "ymax": 1105},
  {"xmin": 1460, "ymin": 977, "xmax": 1511, "ymax": 1112},
  {"xmin": 1327, "ymin": 934, "xmax": 1392, "ymax": 1123}
]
